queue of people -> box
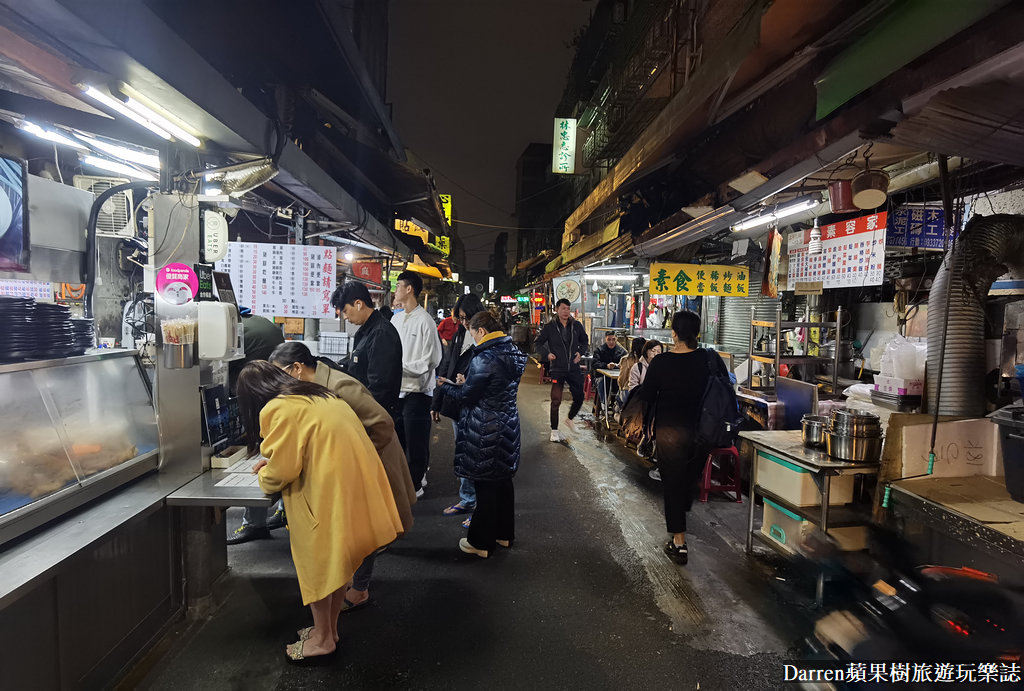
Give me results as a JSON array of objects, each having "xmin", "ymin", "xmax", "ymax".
[{"xmin": 227, "ymin": 277, "xmax": 721, "ymax": 663}]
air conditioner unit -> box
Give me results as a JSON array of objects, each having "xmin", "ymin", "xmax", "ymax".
[{"xmin": 73, "ymin": 175, "xmax": 135, "ymax": 237}]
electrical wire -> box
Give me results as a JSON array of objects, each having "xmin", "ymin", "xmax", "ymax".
[{"xmin": 453, "ymin": 218, "xmax": 562, "ymax": 231}]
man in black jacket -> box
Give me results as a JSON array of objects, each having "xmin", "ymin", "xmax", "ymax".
[
  {"xmin": 332, "ymin": 282, "xmax": 402, "ymax": 418},
  {"xmin": 591, "ymin": 331, "xmax": 626, "ymax": 415},
  {"xmin": 535, "ymin": 298, "xmax": 589, "ymax": 442}
]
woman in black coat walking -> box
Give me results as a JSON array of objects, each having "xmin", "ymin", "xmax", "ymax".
[{"xmin": 435, "ymin": 311, "xmax": 526, "ymax": 558}]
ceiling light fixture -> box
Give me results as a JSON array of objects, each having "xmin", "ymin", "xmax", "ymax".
[
  {"xmin": 731, "ymin": 196, "xmax": 820, "ymax": 232},
  {"xmin": 75, "ymin": 135, "xmax": 160, "ymax": 169},
  {"xmin": 582, "ymin": 273, "xmax": 639, "ymax": 282},
  {"xmin": 322, "ymin": 235, "xmax": 387, "ymax": 254},
  {"xmin": 80, "ymin": 155, "xmax": 158, "ymax": 181},
  {"xmin": 344, "ymin": 252, "xmax": 354, "ymax": 261},
  {"xmin": 123, "ymin": 97, "xmax": 202, "ymax": 148},
  {"xmin": 18, "ymin": 121, "xmax": 87, "ymax": 150},
  {"xmin": 81, "ymin": 86, "xmax": 173, "ymax": 141}
]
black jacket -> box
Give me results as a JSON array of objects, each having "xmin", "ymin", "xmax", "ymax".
[
  {"xmin": 436, "ymin": 335, "xmax": 526, "ymax": 482},
  {"xmin": 343, "ymin": 309, "xmax": 402, "ymax": 416},
  {"xmin": 592, "ymin": 342, "xmax": 626, "ymax": 373},
  {"xmin": 535, "ymin": 317, "xmax": 588, "ymax": 378}
]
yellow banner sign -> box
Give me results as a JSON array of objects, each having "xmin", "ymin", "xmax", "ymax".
[
  {"xmin": 649, "ymin": 263, "xmax": 749, "ymax": 296},
  {"xmin": 439, "ymin": 194, "xmax": 452, "ymax": 227}
]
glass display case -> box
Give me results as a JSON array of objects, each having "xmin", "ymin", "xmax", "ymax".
[{"xmin": 0, "ymin": 351, "xmax": 158, "ymax": 546}]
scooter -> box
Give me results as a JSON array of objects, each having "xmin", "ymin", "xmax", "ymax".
[{"xmin": 797, "ymin": 527, "xmax": 1024, "ymax": 690}]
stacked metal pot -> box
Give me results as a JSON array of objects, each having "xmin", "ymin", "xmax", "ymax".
[{"xmin": 826, "ymin": 409, "xmax": 883, "ymax": 462}]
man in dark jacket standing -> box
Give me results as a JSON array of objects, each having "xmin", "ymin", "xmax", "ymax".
[
  {"xmin": 534, "ymin": 298, "xmax": 589, "ymax": 442},
  {"xmin": 332, "ymin": 282, "xmax": 402, "ymax": 419}
]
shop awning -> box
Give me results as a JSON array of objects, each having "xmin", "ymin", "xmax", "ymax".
[{"xmin": 403, "ymin": 262, "xmax": 445, "ymax": 280}]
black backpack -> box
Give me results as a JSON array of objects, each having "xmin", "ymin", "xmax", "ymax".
[{"xmin": 696, "ymin": 349, "xmax": 742, "ymax": 448}]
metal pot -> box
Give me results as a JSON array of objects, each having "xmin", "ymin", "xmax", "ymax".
[
  {"xmin": 827, "ymin": 432, "xmax": 882, "ymax": 463},
  {"xmin": 852, "ymin": 168, "xmax": 890, "ymax": 210},
  {"xmin": 820, "ymin": 341, "xmax": 855, "ymax": 361},
  {"xmin": 828, "ymin": 179, "xmax": 857, "ymax": 214},
  {"xmin": 829, "ymin": 409, "xmax": 881, "ymax": 434},
  {"xmin": 801, "ymin": 414, "xmax": 828, "ymax": 448}
]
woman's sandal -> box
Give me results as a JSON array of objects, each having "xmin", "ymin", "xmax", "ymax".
[
  {"xmin": 442, "ymin": 503, "xmax": 473, "ymax": 516},
  {"xmin": 285, "ymin": 639, "xmax": 336, "ymax": 665},
  {"xmin": 461, "ymin": 516, "xmax": 472, "ymax": 529},
  {"xmin": 664, "ymin": 540, "xmax": 688, "ymax": 565}
]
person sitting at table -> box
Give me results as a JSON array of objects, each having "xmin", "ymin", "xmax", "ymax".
[
  {"xmin": 628, "ymin": 339, "xmax": 663, "ymax": 390},
  {"xmin": 237, "ymin": 361, "xmax": 403, "ymax": 662},
  {"xmin": 616, "ymin": 337, "xmax": 646, "ymax": 407},
  {"xmin": 592, "ymin": 332, "xmax": 626, "ymax": 415}
]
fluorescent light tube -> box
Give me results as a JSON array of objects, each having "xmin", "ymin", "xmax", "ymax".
[
  {"xmin": 582, "ymin": 274, "xmax": 638, "ymax": 281},
  {"xmin": 322, "ymin": 235, "xmax": 386, "ymax": 253},
  {"xmin": 18, "ymin": 122, "xmax": 87, "ymax": 150},
  {"xmin": 731, "ymin": 198, "xmax": 818, "ymax": 232},
  {"xmin": 82, "ymin": 86, "xmax": 173, "ymax": 141},
  {"xmin": 124, "ymin": 97, "xmax": 202, "ymax": 148},
  {"xmin": 76, "ymin": 135, "xmax": 160, "ymax": 169},
  {"xmin": 81, "ymin": 155, "xmax": 158, "ymax": 181}
]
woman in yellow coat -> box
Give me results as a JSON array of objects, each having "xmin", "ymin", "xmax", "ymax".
[
  {"xmin": 269, "ymin": 342, "xmax": 416, "ymax": 612},
  {"xmin": 237, "ymin": 361, "xmax": 403, "ymax": 662}
]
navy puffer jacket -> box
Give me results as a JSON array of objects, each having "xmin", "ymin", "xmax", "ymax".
[{"xmin": 436, "ymin": 335, "xmax": 526, "ymax": 481}]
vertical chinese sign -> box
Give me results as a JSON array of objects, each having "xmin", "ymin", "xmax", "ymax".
[
  {"xmin": 787, "ymin": 211, "xmax": 887, "ymax": 290},
  {"xmin": 649, "ymin": 263, "xmax": 749, "ymax": 296},
  {"xmin": 552, "ymin": 118, "xmax": 577, "ymax": 175},
  {"xmin": 215, "ymin": 242, "xmax": 337, "ymax": 317},
  {"xmin": 439, "ymin": 194, "xmax": 453, "ymax": 227}
]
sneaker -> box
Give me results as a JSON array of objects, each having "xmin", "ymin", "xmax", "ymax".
[
  {"xmin": 226, "ymin": 525, "xmax": 271, "ymax": 545},
  {"xmin": 648, "ymin": 469, "xmax": 662, "ymax": 481},
  {"xmin": 563, "ymin": 418, "xmax": 577, "ymax": 434},
  {"xmin": 549, "ymin": 429, "xmax": 561, "ymax": 443},
  {"xmin": 265, "ymin": 508, "xmax": 287, "ymax": 531},
  {"xmin": 421, "ymin": 477, "xmax": 428, "ymax": 489},
  {"xmin": 459, "ymin": 537, "xmax": 488, "ymax": 558},
  {"xmin": 664, "ymin": 540, "xmax": 688, "ymax": 565},
  {"xmin": 415, "ymin": 487, "xmax": 425, "ymax": 498}
]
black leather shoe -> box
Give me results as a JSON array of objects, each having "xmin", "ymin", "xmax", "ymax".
[
  {"xmin": 265, "ymin": 509, "xmax": 287, "ymax": 531},
  {"xmin": 227, "ymin": 525, "xmax": 271, "ymax": 545}
]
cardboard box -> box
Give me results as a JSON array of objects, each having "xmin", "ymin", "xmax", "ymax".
[
  {"xmin": 873, "ymin": 374, "xmax": 923, "ymax": 396},
  {"xmin": 901, "ymin": 419, "xmax": 1004, "ymax": 478},
  {"xmin": 211, "ymin": 445, "xmax": 248, "ymax": 469}
]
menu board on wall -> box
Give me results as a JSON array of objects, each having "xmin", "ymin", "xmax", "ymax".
[
  {"xmin": 787, "ymin": 212, "xmax": 887, "ymax": 291},
  {"xmin": 214, "ymin": 242, "xmax": 337, "ymax": 317}
]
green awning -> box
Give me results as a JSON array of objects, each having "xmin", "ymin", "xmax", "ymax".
[{"xmin": 815, "ymin": 0, "xmax": 1008, "ymax": 120}]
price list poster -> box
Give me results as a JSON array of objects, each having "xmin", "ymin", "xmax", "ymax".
[
  {"xmin": 215, "ymin": 243, "xmax": 337, "ymax": 317},
  {"xmin": 787, "ymin": 212, "xmax": 887, "ymax": 291}
]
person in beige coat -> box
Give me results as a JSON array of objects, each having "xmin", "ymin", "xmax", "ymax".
[
  {"xmin": 238, "ymin": 361, "xmax": 403, "ymax": 663},
  {"xmin": 270, "ymin": 342, "xmax": 416, "ymax": 613}
]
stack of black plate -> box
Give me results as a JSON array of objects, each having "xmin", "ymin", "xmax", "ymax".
[
  {"xmin": 32, "ymin": 301, "xmax": 76, "ymax": 359},
  {"xmin": 0, "ymin": 296, "xmax": 38, "ymax": 362},
  {"xmin": 69, "ymin": 318, "xmax": 95, "ymax": 355}
]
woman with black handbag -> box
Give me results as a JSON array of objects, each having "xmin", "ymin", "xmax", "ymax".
[{"xmin": 639, "ymin": 310, "xmax": 729, "ymax": 565}]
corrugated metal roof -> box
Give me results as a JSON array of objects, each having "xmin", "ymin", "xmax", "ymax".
[{"xmin": 889, "ymin": 80, "xmax": 1024, "ymax": 167}]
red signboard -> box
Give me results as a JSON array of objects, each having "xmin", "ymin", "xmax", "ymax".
[{"xmin": 350, "ymin": 261, "xmax": 383, "ymax": 286}]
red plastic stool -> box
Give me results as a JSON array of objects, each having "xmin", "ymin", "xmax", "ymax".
[
  {"xmin": 699, "ymin": 446, "xmax": 742, "ymax": 503},
  {"xmin": 583, "ymin": 374, "xmax": 593, "ymax": 400}
]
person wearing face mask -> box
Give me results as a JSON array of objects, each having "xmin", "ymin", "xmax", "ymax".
[
  {"xmin": 433, "ymin": 311, "xmax": 526, "ymax": 558},
  {"xmin": 268, "ymin": 342, "xmax": 416, "ymax": 613}
]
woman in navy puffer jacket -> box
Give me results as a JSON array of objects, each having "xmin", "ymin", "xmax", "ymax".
[{"xmin": 435, "ymin": 310, "xmax": 526, "ymax": 558}]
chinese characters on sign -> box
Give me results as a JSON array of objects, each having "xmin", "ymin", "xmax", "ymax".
[
  {"xmin": 887, "ymin": 205, "xmax": 949, "ymax": 249},
  {"xmin": 0, "ymin": 279, "xmax": 52, "ymax": 300},
  {"xmin": 439, "ymin": 194, "xmax": 452, "ymax": 227},
  {"xmin": 649, "ymin": 263, "xmax": 749, "ymax": 297},
  {"xmin": 552, "ymin": 117, "xmax": 577, "ymax": 175},
  {"xmin": 787, "ymin": 212, "xmax": 887, "ymax": 290},
  {"xmin": 350, "ymin": 261, "xmax": 383, "ymax": 286},
  {"xmin": 215, "ymin": 242, "xmax": 337, "ymax": 318}
]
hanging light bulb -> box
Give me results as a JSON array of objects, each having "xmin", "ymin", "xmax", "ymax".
[
  {"xmin": 593, "ymin": 280, "xmax": 600, "ymax": 291},
  {"xmin": 808, "ymin": 216, "xmax": 822, "ymax": 255}
]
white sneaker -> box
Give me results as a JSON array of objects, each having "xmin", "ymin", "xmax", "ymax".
[
  {"xmin": 549, "ymin": 429, "xmax": 561, "ymax": 443},
  {"xmin": 563, "ymin": 418, "xmax": 577, "ymax": 434},
  {"xmin": 416, "ymin": 487, "xmax": 425, "ymax": 498},
  {"xmin": 649, "ymin": 469, "xmax": 662, "ymax": 481},
  {"xmin": 421, "ymin": 477, "xmax": 428, "ymax": 489}
]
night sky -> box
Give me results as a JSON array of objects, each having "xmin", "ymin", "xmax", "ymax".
[{"xmin": 389, "ymin": 0, "xmax": 594, "ymax": 271}]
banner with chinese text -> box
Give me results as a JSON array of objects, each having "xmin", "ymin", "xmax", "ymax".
[
  {"xmin": 649, "ymin": 263, "xmax": 749, "ymax": 296},
  {"xmin": 215, "ymin": 242, "xmax": 337, "ymax": 318},
  {"xmin": 887, "ymin": 205, "xmax": 949, "ymax": 249},
  {"xmin": 787, "ymin": 212, "xmax": 886, "ymax": 290}
]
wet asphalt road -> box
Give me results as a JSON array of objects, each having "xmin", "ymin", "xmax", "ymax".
[{"xmin": 135, "ymin": 372, "xmax": 818, "ymax": 691}]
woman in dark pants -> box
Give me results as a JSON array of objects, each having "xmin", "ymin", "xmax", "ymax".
[
  {"xmin": 640, "ymin": 310, "xmax": 729, "ymax": 565},
  {"xmin": 434, "ymin": 311, "xmax": 526, "ymax": 558}
]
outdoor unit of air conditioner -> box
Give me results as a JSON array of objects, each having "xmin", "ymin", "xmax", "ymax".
[{"xmin": 72, "ymin": 175, "xmax": 135, "ymax": 237}]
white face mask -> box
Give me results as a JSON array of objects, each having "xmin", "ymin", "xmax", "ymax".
[{"xmin": 471, "ymin": 328, "xmax": 485, "ymax": 345}]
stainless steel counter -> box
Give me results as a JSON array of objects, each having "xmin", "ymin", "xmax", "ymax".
[
  {"xmin": 740, "ymin": 430, "xmax": 880, "ymax": 471},
  {"xmin": 166, "ymin": 469, "xmax": 274, "ymax": 508}
]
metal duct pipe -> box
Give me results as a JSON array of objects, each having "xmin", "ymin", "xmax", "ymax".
[{"xmin": 927, "ymin": 213, "xmax": 1024, "ymax": 415}]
